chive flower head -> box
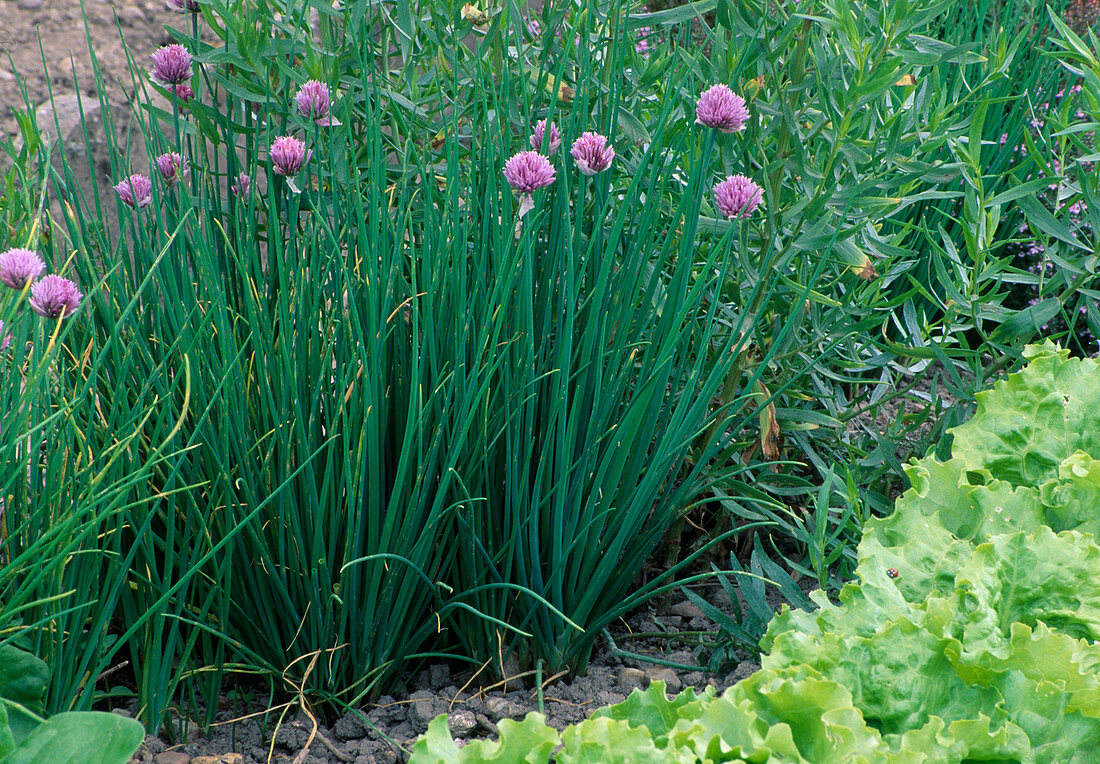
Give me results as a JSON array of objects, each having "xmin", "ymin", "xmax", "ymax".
[
  {"xmin": 0, "ymin": 248, "xmax": 46, "ymax": 290},
  {"xmin": 231, "ymin": 172, "xmax": 251, "ymax": 201},
  {"xmin": 502, "ymin": 150, "xmax": 556, "ymax": 193},
  {"xmin": 173, "ymin": 83, "xmax": 195, "ymax": 102},
  {"xmin": 269, "ymin": 136, "xmax": 311, "ymax": 177},
  {"xmin": 713, "ymin": 174, "xmax": 763, "ymax": 219},
  {"xmin": 155, "ymin": 152, "xmax": 189, "ymax": 189},
  {"xmin": 30, "ymin": 275, "xmax": 82, "ymax": 319},
  {"xmin": 151, "ymin": 44, "xmax": 193, "ymax": 86},
  {"xmin": 114, "ymin": 174, "xmax": 153, "ymax": 209},
  {"xmin": 695, "ymin": 84, "xmax": 749, "ymax": 133},
  {"xmin": 529, "ymin": 119, "xmax": 562, "ymax": 156},
  {"xmin": 295, "ymin": 80, "xmax": 339, "ymax": 126},
  {"xmin": 570, "ymin": 132, "xmax": 615, "ymax": 176}
]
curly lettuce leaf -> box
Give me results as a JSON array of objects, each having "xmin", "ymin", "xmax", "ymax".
[
  {"xmin": 557, "ymin": 716, "xmax": 695, "ymax": 763},
  {"xmin": 589, "ymin": 682, "xmax": 710, "ymax": 742},
  {"xmin": 948, "ymin": 342, "xmax": 1100, "ymax": 488},
  {"xmin": 409, "ymin": 713, "xmax": 559, "ymax": 763}
]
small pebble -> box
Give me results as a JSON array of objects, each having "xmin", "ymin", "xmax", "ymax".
[
  {"xmin": 617, "ymin": 667, "xmax": 646, "ymax": 692},
  {"xmin": 644, "ymin": 667, "xmax": 683, "ymax": 694}
]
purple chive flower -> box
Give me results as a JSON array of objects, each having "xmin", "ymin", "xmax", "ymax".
[
  {"xmin": 30, "ymin": 275, "xmax": 82, "ymax": 319},
  {"xmin": 166, "ymin": 0, "xmax": 201, "ymax": 10},
  {"xmin": 155, "ymin": 152, "xmax": 189, "ymax": 189},
  {"xmin": 570, "ymin": 132, "xmax": 615, "ymax": 176},
  {"xmin": 295, "ymin": 80, "xmax": 340, "ymax": 126},
  {"xmin": 114, "ymin": 174, "xmax": 154, "ymax": 209},
  {"xmin": 529, "ymin": 119, "xmax": 562, "ymax": 155},
  {"xmin": 695, "ymin": 84, "xmax": 749, "ymax": 133},
  {"xmin": 173, "ymin": 82, "xmax": 195, "ymax": 102},
  {"xmin": 502, "ymin": 150, "xmax": 556, "ymax": 193},
  {"xmin": 713, "ymin": 174, "xmax": 763, "ymax": 219},
  {"xmin": 0, "ymin": 248, "xmax": 46, "ymax": 290},
  {"xmin": 269, "ymin": 136, "xmax": 311, "ymax": 177},
  {"xmin": 151, "ymin": 44, "xmax": 193, "ymax": 86},
  {"xmin": 231, "ymin": 172, "xmax": 251, "ymax": 201}
]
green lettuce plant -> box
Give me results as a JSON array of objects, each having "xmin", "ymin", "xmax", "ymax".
[{"xmin": 411, "ymin": 341, "xmax": 1100, "ymax": 762}]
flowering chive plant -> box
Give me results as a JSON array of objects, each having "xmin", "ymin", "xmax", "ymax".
[
  {"xmin": 695, "ymin": 84, "xmax": 749, "ymax": 133},
  {"xmin": 570, "ymin": 132, "xmax": 615, "ymax": 176},
  {"xmin": 295, "ymin": 80, "xmax": 340, "ymax": 126},
  {"xmin": 231, "ymin": 172, "xmax": 251, "ymax": 201},
  {"xmin": 151, "ymin": 44, "xmax": 193, "ymax": 86},
  {"xmin": 502, "ymin": 150, "xmax": 556, "ymax": 193},
  {"xmin": 0, "ymin": 248, "xmax": 46, "ymax": 289},
  {"xmin": 29, "ymin": 275, "xmax": 82, "ymax": 320},
  {"xmin": 270, "ymin": 136, "xmax": 311, "ymax": 178},
  {"xmin": 502, "ymin": 149, "xmax": 556, "ymax": 221},
  {"xmin": 529, "ymin": 119, "xmax": 562, "ymax": 155},
  {"xmin": 114, "ymin": 174, "xmax": 154, "ymax": 209},
  {"xmin": 155, "ymin": 153, "xmax": 188, "ymax": 189},
  {"xmin": 173, "ymin": 83, "xmax": 195, "ymax": 102},
  {"xmin": 713, "ymin": 174, "xmax": 763, "ymax": 219}
]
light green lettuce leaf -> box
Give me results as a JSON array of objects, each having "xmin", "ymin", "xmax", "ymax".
[
  {"xmin": 704, "ymin": 666, "xmax": 887, "ymax": 763},
  {"xmin": 947, "ymin": 529, "xmax": 1100, "ymax": 655},
  {"xmin": 590, "ymin": 682, "xmax": 710, "ymax": 742},
  {"xmin": 896, "ymin": 457, "xmax": 1046, "ymax": 542},
  {"xmin": 948, "ymin": 342, "xmax": 1100, "ymax": 487},
  {"xmin": 764, "ymin": 598, "xmax": 1009, "ymax": 741},
  {"xmin": 408, "ymin": 713, "xmax": 559, "ymax": 763},
  {"xmin": 888, "ymin": 714, "xmax": 1027, "ymax": 763},
  {"xmin": 557, "ymin": 716, "xmax": 694, "ymax": 763},
  {"xmin": 852, "ymin": 504, "xmax": 971, "ymax": 606},
  {"xmin": 1039, "ymin": 451, "xmax": 1100, "ymax": 533}
]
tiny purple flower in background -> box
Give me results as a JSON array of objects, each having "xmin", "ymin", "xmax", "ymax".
[
  {"xmin": 695, "ymin": 84, "xmax": 749, "ymax": 133},
  {"xmin": 529, "ymin": 119, "xmax": 562, "ymax": 155},
  {"xmin": 155, "ymin": 152, "xmax": 189, "ymax": 189},
  {"xmin": 114, "ymin": 174, "xmax": 153, "ymax": 209},
  {"xmin": 231, "ymin": 172, "xmax": 251, "ymax": 201},
  {"xmin": 173, "ymin": 83, "xmax": 195, "ymax": 102},
  {"xmin": 269, "ymin": 136, "xmax": 311, "ymax": 177},
  {"xmin": 0, "ymin": 248, "xmax": 46, "ymax": 290},
  {"xmin": 151, "ymin": 44, "xmax": 193, "ymax": 86},
  {"xmin": 713, "ymin": 174, "xmax": 763, "ymax": 219},
  {"xmin": 570, "ymin": 132, "xmax": 614, "ymax": 176},
  {"xmin": 503, "ymin": 150, "xmax": 556, "ymax": 193},
  {"xmin": 0, "ymin": 321, "xmax": 10, "ymax": 351},
  {"xmin": 30, "ymin": 275, "xmax": 82, "ymax": 320},
  {"xmin": 166, "ymin": 0, "xmax": 201, "ymax": 10},
  {"xmin": 295, "ymin": 80, "xmax": 340, "ymax": 126}
]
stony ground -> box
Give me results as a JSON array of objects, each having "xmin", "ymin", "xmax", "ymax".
[
  {"xmin": 122, "ymin": 580, "xmax": 793, "ymax": 764},
  {"xmin": 0, "ymin": 0, "xmax": 174, "ymax": 145}
]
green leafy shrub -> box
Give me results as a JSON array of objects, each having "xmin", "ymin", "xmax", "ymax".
[{"xmin": 411, "ymin": 341, "xmax": 1100, "ymax": 762}]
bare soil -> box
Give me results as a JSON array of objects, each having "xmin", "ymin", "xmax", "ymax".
[
  {"xmin": 120, "ymin": 580, "xmax": 806, "ymax": 764},
  {"xmin": 0, "ymin": 0, "xmax": 176, "ymax": 145}
]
